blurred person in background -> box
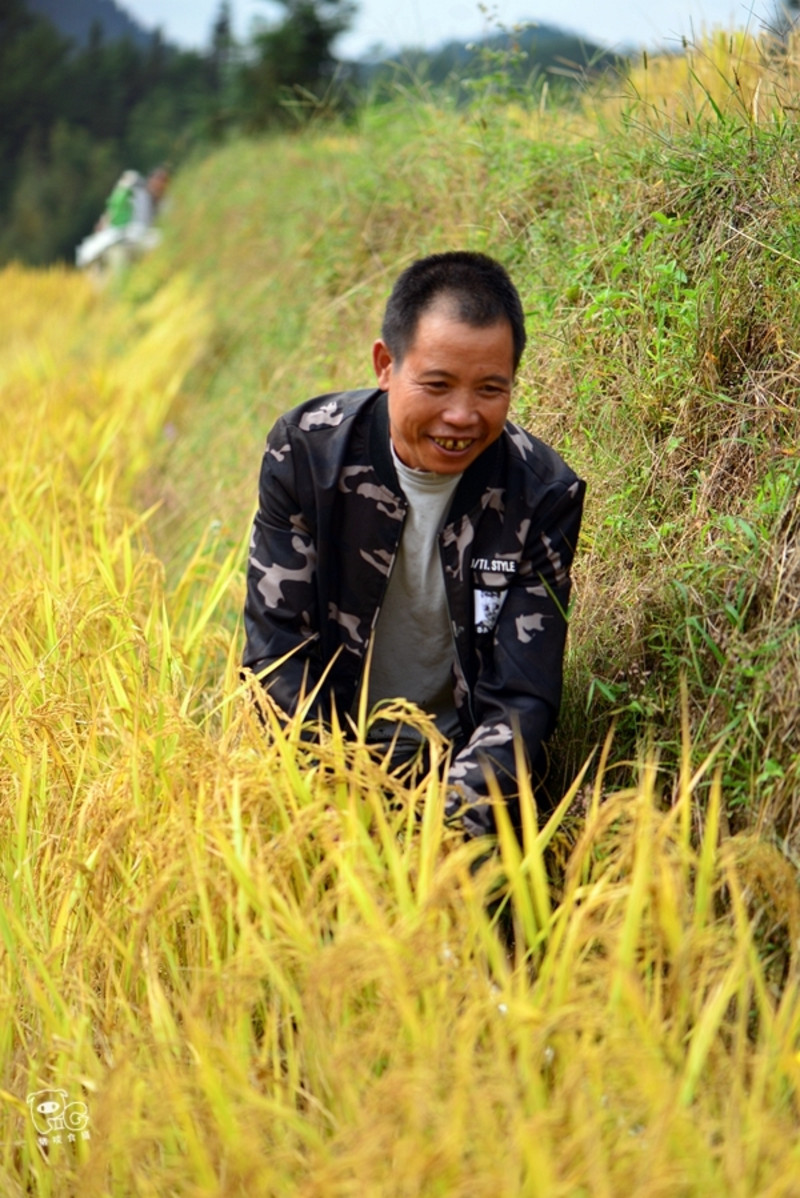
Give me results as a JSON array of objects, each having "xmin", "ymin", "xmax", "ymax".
[{"xmin": 76, "ymin": 166, "xmax": 170, "ymax": 276}]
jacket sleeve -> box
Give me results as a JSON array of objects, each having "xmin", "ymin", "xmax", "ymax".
[
  {"xmin": 242, "ymin": 421, "xmax": 325, "ymax": 719},
  {"xmin": 446, "ymin": 475, "xmax": 585, "ymax": 835}
]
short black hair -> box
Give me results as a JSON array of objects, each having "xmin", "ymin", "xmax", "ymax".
[{"xmin": 381, "ymin": 251, "xmax": 527, "ymax": 372}]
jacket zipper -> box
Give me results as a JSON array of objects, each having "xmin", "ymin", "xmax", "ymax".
[
  {"xmin": 351, "ymin": 500, "xmax": 407, "ymax": 707},
  {"xmin": 439, "ymin": 529, "xmax": 477, "ymax": 731}
]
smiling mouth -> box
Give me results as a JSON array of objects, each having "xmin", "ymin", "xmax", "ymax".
[{"xmin": 432, "ymin": 437, "xmax": 474, "ymax": 451}]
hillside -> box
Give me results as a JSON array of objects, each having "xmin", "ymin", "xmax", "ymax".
[
  {"xmin": 2, "ymin": 27, "xmax": 800, "ymax": 1194},
  {"xmin": 358, "ymin": 21, "xmax": 624, "ymax": 89},
  {"xmin": 1, "ymin": 1, "xmax": 617, "ymax": 270},
  {"xmin": 26, "ymin": 0, "xmax": 153, "ymax": 47},
  {"xmin": 130, "ymin": 31, "xmax": 800, "ymax": 828}
]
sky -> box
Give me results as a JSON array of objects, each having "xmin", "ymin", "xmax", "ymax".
[{"xmin": 120, "ymin": 0, "xmax": 779, "ymax": 59}]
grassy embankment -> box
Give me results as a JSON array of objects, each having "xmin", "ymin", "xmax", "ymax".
[{"xmin": 2, "ymin": 29, "xmax": 800, "ymax": 1194}]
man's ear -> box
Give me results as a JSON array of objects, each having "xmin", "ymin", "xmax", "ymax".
[{"xmin": 372, "ymin": 339, "xmax": 393, "ymax": 390}]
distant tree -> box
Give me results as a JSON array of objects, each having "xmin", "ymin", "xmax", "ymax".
[
  {"xmin": 88, "ymin": 18, "xmax": 104, "ymax": 53},
  {"xmin": 143, "ymin": 28, "xmax": 168, "ymax": 90},
  {"xmin": 207, "ymin": 1, "xmax": 238, "ymax": 137},
  {"xmin": 239, "ymin": 0, "xmax": 356, "ymax": 128},
  {"xmin": 124, "ymin": 51, "xmax": 216, "ymax": 168},
  {"xmin": 211, "ymin": 0, "xmax": 234, "ymax": 78},
  {"xmin": 0, "ymin": 0, "xmax": 70, "ymax": 212},
  {"xmin": 0, "ymin": 121, "xmax": 116, "ymax": 265}
]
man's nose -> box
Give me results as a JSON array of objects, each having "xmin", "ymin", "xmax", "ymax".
[{"xmin": 441, "ymin": 391, "xmax": 477, "ymax": 425}]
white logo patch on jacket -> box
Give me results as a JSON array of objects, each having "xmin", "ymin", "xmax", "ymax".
[{"xmin": 474, "ymin": 588, "xmax": 508, "ymax": 634}]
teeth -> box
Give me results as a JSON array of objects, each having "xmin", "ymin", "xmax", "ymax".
[{"xmin": 434, "ymin": 438, "xmax": 472, "ymax": 451}]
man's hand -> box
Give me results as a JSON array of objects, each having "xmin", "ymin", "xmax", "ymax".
[{"xmin": 444, "ymin": 785, "xmax": 495, "ymax": 840}]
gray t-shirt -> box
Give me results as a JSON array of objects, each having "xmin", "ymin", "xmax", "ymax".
[{"xmin": 361, "ymin": 449, "xmax": 463, "ymax": 747}]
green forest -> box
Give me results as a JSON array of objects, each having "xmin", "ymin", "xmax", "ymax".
[{"xmin": 1, "ymin": 0, "xmax": 616, "ymax": 266}]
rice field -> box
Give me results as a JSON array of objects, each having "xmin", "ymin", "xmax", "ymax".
[{"xmin": 3, "ymin": 31, "xmax": 800, "ymax": 1189}]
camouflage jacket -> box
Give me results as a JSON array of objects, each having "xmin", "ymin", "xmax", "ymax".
[{"xmin": 243, "ymin": 388, "xmax": 585, "ymax": 825}]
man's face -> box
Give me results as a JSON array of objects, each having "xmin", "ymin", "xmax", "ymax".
[
  {"xmin": 373, "ymin": 299, "xmax": 515, "ymax": 475},
  {"xmin": 148, "ymin": 170, "xmax": 168, "ymax": 199}
]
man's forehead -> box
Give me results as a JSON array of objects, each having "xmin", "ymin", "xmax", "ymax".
[{"xmin": 409, "ymin": 297, "xmax": 514, "ymax": 359}]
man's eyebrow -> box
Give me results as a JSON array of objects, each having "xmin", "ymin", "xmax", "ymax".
[
  {"xmin": 474, "ymin": 372, "xmax": 514, "ymax": 386},
  {"xmin": 417, "ymin": 368, "xmax": 512, "ymax": 383}
]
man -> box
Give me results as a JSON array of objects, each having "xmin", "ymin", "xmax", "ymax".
[
  {"xmin": 75, "ymin": 166, "xmax": 170, "ymax": 274},
  {"xmin": 243, "ymin": 252, "xmax": 585, "ymax": 838},
  {"xmin": 101, "ymin": 166, "xmax": 170, "ymax": 232}
]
